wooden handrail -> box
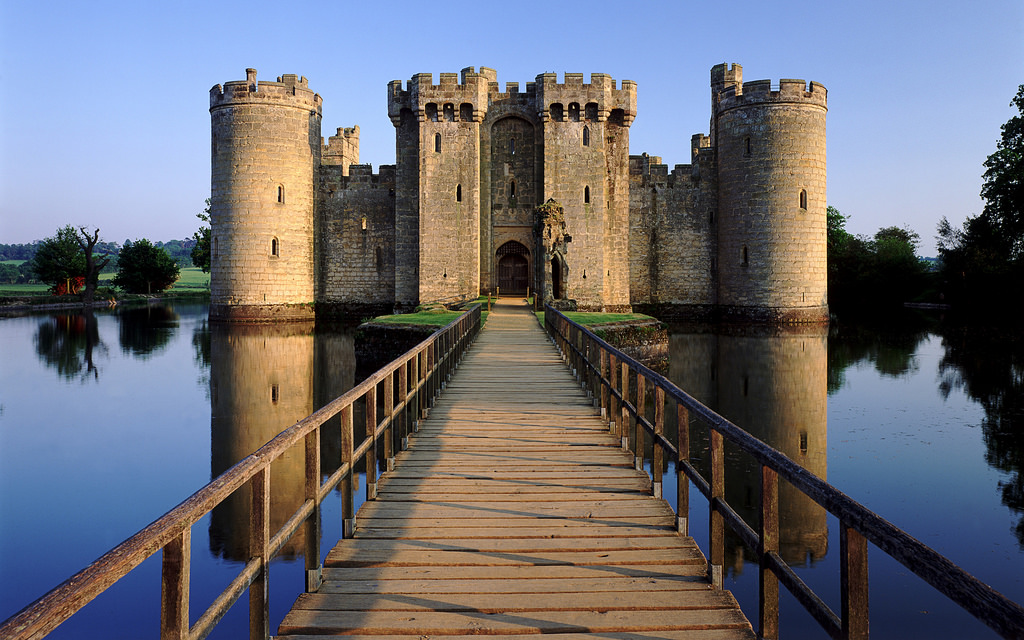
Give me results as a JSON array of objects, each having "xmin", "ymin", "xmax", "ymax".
[
  {"xmin": 1, "ymin": 304, "xmax": 482, "ymax": 640},
  {"xmin": 544, "ymin": 304, "xmax": 1024, "ymax": 640}
]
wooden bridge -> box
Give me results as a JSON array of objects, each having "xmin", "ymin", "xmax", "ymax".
[
  {"xmin": 6, "ymin": 297, "xmax": 1024, "ymax": 640},
  {"xmin": 277, "ymin": 298, "xmax": 753, "ymax": 638}
]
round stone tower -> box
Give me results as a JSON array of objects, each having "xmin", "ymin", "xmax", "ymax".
[
  {"xmin": 712, "ymin": 64, "xmax": 828, "ymax": 323},
  {"xmin": 209, "ymin": 69, "xmax": 322, "ymax": 322}
]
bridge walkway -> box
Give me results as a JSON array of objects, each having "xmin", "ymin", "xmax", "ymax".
[{"xmin": 277, "ymin": 298, "xmax": 754, "ymax": 639}]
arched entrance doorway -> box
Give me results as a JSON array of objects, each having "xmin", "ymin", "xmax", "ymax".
[{"xmin": 496, "ymin": 241, "xmax": 529, "ymax": 294}]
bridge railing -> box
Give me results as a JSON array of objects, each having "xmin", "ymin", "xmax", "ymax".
[
  {"xmin": 1, "ymin": 304, "xmax": 482, "ymax": 640},
  {"xmin": 544, "ymin": 305, "xmax": 1024, "ymax": 640}
]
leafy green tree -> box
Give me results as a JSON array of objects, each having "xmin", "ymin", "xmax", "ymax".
[
  {"xmin": 980, "ymin": 84, "xmax": 1024, "ymax": 260},
  {"xmin": 827, "ymin": 205, "xmax": 853, "ymax": 252},
  {"xmin": 31, "ymin": 226, "xmax": 85, "ymax": 292},
  {"xmin": 0, "ymin": 263, "xmax": 20, "ymax": 283},
  {"xmin": 191, "ymin": 199, "xmax": 211, "ymax": 273},
  {"xmin": 113, "ymin": 239, "xmax": 180, "ymax": 294}
]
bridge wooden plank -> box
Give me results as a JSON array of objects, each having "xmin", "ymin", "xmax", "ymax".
[{"xmin": 277, "ymin": 299, "xmax": 754, "ymax": 640}]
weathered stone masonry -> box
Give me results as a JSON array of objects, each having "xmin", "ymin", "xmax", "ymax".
[{"xmin": 209, "ymin": 63, "xmax": 828, "ymax": 323}]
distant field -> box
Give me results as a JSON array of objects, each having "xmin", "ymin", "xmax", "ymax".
[
  {"xmin": 0, "ymin": 267, "xmax": 209, "ymax": 297},
  {"xmin": 173, "ymin": 267, "xmax": 210, "ymax": 290}
]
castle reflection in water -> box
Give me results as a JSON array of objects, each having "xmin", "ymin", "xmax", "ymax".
[
  {"xmin": 208, "ymin": 322, "xmax": 356, "ymax": 561},
  {"xmin": 668, "ymin": 324, "xmax": 828, "ymax": 573},
  {"xmin": 205, "ymin": 321, "xmax": 827, "ymax": 572}
]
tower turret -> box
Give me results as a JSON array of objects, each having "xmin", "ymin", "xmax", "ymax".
[
  {"xmin": 209, "ymin": 69, "xmax": 322, "ymax": 321},
  {"xmin": 387, "ymin": 69, "xmax": 490, "ymax": 309},
  {"xmin": 712, "ymin": 66, "xmax": 828, "ymax": 322}
]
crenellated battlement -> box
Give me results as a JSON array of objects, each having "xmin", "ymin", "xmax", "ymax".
[
  {"xmin": 535, "ymin": 72, "xmax": 637, "ymax": 125},
  {"xmin": 717, "ymin": 76, "xmax": 827, "ymax": 112},
  {"xmin": 323, "ymin": 125, "xmax": 360, "ymax": 173},
  {"xmin": 210, "ymin": 68, "xmax": 322, "ymax": 113},
  {"xmin": 387, "ymin": 67, "xmax": 491, "ymax": 125}
]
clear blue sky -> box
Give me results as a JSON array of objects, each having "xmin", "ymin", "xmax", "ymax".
[{"xmin": 1, "ymin": 0, "xmax": 1021, "ymax": 255}]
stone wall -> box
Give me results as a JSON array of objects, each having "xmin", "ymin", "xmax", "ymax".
[
  {"xmin": 714, "ymin": 66, "xmax": 828, "ymax": 322},
  {"xmin": 209, "ymin": 69, "xmax": 321, "ymax": 322},
  {"xmin": 318, "ymin": 164, "xmax": 396, "ymax": 316}
]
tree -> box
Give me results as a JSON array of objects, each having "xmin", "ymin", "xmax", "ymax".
[
  {"xmin": 31, "ymin": 226, "xmax": 85, "ymax": 293},
  {"xmin": 827, "ymin": 205, "xmax": 853, "ymax": 252},
  {"xmin": 113, "ymin": 239, "xmax": 180, "ymax": 294},
  {"xmin": 191, "ymin": 199, "xmax": 211, "ymax": 273},
  {"xmin": 76, "ymin": 227, "xmax": 111, "ymax": 308},
  {"xmin": 980, "ymin": 84, "xmax": 1024, "ymax": 260}
]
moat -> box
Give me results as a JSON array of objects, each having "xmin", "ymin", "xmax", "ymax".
[{"xmin": 1, "ymin": 302, "xmax": 1021, "ymax": 638}]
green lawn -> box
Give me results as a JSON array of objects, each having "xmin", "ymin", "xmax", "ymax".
[
  {"xmin": 535, "ymin": 309, "xmax": 656, "ymax": 327},
  {"xmin": 0, "ymin": 267, "xmax": 209, "ymax": 297}
]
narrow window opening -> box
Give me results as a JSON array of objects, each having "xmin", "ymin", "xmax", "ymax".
[
  {"xmin": 744, "ymin": 137, "xmax": 751, "ymax": 156},
  {"xmin": 360, "ymin": 216, "xmax": 367, "ymax": 231},
  {"xmin": 582, "ymin": 126, "xmax": 590, "ymax": 147},
  {"xmin": 443, "ymin": 103, "xmax": 455, "ymax": 122},
  {"xmin": 742, "ymin": 245, "xmax": 748, "ymax": 266},
  {"xmin": 799, "ymin": 432, "xmax": 809, "ymax": 455},
  {"xmin": 271, "ymin": 384, "xmax": 279, "ymax": 404},
  {"xmin": 568, "ymin": 102, "xmax": 580, "ymax": 122},
  {"xmin": 800, "ymin": 189, "xmax": 808, "ymax": 210},
  {"xmin": 509, "ymin": 137, "xmax": 515, "ymax": 155},
  {"xmin": 584, "ymin": 185, "xmax": 591, "ymax": 204},
  {"xmin": 456, "ymin": 184, "xmax": 462, "ymax": 202},
  {"xmin": 509, "ymin": 180, "xmax": 516, "ymax": 199},
  {"xmin": 271, "ymin": 237, "xmax": 280, "ymax": 257},
  {"xmin": 434, "ymin": 133, "xmax": 441, "ymax": 153},
  {"xmin": 277, "ymin": 185, "xmax": 285, "ymax": 204}
]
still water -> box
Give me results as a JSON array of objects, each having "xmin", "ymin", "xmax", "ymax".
[{"xmin": 0, "ymin": 303, "xmax": 1021, "ymax": 638}]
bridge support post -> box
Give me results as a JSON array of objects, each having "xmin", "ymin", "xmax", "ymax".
[
  {"xmin": 841, "ymin": 525, "xmax": 869, "ymax": 640},
  {"xmin": 653, "ymin": 387, "xmax": 664, "ymax": 499},
  {"xmin": 365, "ymin": 386, "xmax": 378, "ymax": 502},
  {"xmin": 676, "ymin": 404, "xmax": 690, "ymax": 535},
  {"xmin": 341, "ymin": 405, "xmax": 356, "ymax": 538},
  {"xmin": 160, "ymin": 529, "xmax": 190, "ymax": 640},
  {"xmin": 249, "ymin": 467, "xmax": 270, "ymax": 640},
  {"xmin": 384, "ymin": 370, "xmax": 395, "ymax": 472},
  {"xmin": 304, "ymin": 427, "xmax": 323, "ymax": 591},
  {"xmin": 709, "ymin": 428, "xmax": 725, "ymax": 589},
  {"xmin": 759, "ymin": 466, "xmax": 780, "ymax": 639}
]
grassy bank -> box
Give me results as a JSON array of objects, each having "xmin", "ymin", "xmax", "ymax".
[{"xmin": 0, "ymin": 267, "xmax": 210, "ymax": 300}]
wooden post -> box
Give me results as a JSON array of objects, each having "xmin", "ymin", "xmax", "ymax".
[
  {"xmin": 365, "ymin": 386, "xmax": 378, "ymax": 501},
  {"xmin": 620, "ymin": 362, "xmax": 630, "ymax": 451},
  {"xmin": 634, "ymin": 373, "xmax": 645, "ymax": 470},
  {"xmin": 160, "ymin": 529, "xmax": 190, "ymax": 640},
  {"xmin": 759, "ymin": 466, "xmax": 780, "ymax": 639},
  {"xmin": 340, "ymin": 404, "xmax": 355, "ymax": 538},
  {"xmin": 609, "ymin": 353, "xmax": 619, "ymax": 437},
  {"xmin": 411, "ymin": 351, "xmax": 420, "ymax": 432},
  {"xmin": 249, "ymin": 467, "xmax": 270, "ymax": 640},
  {"xmin": 709, "ymin": 428, "xmax": 724, "ymax": 589},
  {"xmin": 677, "ymin": 404, "xmax": 690, "ymax": 535},
  {"xmin": 599, "ymin": 349, "xmax": 609, "ymax": 421},
  {"xmin": 384, "ymin": 370, "xmax": 395, "ymax": 472},
  {"xmin": 653, "ymin": 386, "xmax": 664, "ymax": 499},
  {"xmin": 399, "ymin": 362, "xmax": 409, "ymax": 451},
  {"xmin": 841, "ymin": 524, "xmax": 870, "ymax": 640},
  {"xmin": 304, "ymin": 427, "xmax": 322, "ymax": 591}
]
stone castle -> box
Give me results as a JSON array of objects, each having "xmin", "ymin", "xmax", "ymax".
[{"xmin": 208, "ymin": 63, "xmax": 827, "ymax": 323}]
